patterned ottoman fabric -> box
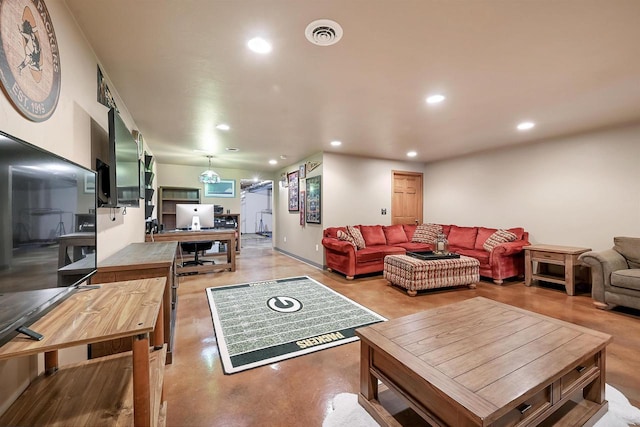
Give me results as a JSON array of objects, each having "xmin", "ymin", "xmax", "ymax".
[{"xmin": 384, "ymin": 254, "xmax": 480, "ymax": 296}]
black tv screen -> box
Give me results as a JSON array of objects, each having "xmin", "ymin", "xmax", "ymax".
[
  {"xmin": 108, "ymin": 108, "xmax": 140, "ymax": 207},
  {"xmin": 0, "ymin": 130, "xmax": 97, "ymax": 346}
]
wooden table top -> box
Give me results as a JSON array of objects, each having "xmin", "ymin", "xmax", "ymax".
[
  {"xmin": 356, "ymin": 297, "xmax": 612, "ymax": 421},
  {"xmin": 523, "ymin": 244, "xmax": 591, "ymax": 254},
  {"xmin": 0, "ymin": 278, "xmax": 166, "ymax": 360},
  {"xmin": 97, "ymin": 241, "xmax": 178, "ymax": 271}
]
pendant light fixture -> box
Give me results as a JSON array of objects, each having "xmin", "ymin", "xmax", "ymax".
[{"xmin": 199, "ymin": 155, "xmax": 220, "ymax": 184}]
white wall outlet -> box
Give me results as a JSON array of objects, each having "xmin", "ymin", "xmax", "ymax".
[
  {"xmin": 315, "ymin": 244, "xmax": 319, "ymax": 251},
  {"xmin": 284, "ymin": 236, "xmax": 287, "ymax": 242}
]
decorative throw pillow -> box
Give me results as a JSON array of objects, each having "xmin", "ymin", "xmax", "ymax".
[
  {"xmin": 483, "ymin": 229, "xmax": 518, "ymax": 252},
  {"xmin": 337, "ymin": 229, "xmax": 357, "ymax": 250},
  {"xmin": 346, "ymin": 225, "xmax": 366, "ymax": 249},
  {"xmin": 411, "ymin": 223, "xmax": 442, "ymax": 244}
]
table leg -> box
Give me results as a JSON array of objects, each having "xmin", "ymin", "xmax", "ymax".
[
  {"xmin": 565, "ymin": 255, "xmax": 575, "ymax": 296},
  {"xmin": 585, "ymin": 349, "xmax": 606, "ymax": 404},
  {"xmin": 524, "ymin": 250, "xmax": 532, "ymax": 286},
  {"xmin": 44, "ymin": 350, "xmax": 58, "ymax": 375},
  {"xmin": 133, "ymin": 333, "xmax": 151, "ymax": 427},
  {"xmin": 359, "ymin": 340, "xmax": 378, "ymax": 400},
  {"xmin": 153, "ymin": 298, "xmax": 165, "ymax": 350},
  {"xmin": 230, "ymin": 236, "xmax": 236, "ymax": 271}
]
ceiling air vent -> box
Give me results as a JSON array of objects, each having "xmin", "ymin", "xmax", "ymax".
[{"xmin": 305, "ymin": 19, "xmax": 343, "ymax": 46}]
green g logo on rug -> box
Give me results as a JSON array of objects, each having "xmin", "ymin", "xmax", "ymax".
[{"xmin": 267, "ymin": 296, "xmax": 302, "ymax": 313}]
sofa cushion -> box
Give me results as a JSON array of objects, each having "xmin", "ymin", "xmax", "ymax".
[
  {"xmin": 614, "ymin": 236, "xmax": 640, "ymax": 269},
  {"xmin": 355, "ymin": 246, "xmax": 404, "ymax": 263},
  {"xmin": 346, "ymin": 225, "xmax": 366, "ymax": 249},
  {"xmin": 506, "ymin": 227, "xmax": 526, "ymax": 240},
  {"xmin": 448, "ymin": 226, "xmax": 478, "ymax": 249},
  {"xmin": 403, "ymin": 224, "xmax": 417, "ymax": 241},
  {"xmin": 483, "ymin": 229, "xmax": 518, "ymax": 252},
  {"xmin": 475, "ymin": 227, "xmax": 498, "ymax": 250},
  {"xmin": 395, "ymin": 242, "xmax": 433, "ymax": 252},
  {"xmin": 412, "ymin": 223, "xmax": 442, "ymax": 244},
  {"xmin": 456, "ymin": 248, "xmax": 490, "ymax": 265},
  {"xmin": 337, "ymin": 229, "xmax": 357, "ymax": 249},
  {"xmin": 360, "ymin": 225, "xmax": 387, "ymax": 246},
  {"xmin": 383, "ymin": 225, "xmax": 409, "ymax": 244},
  {"xmin": 611, "ymin": 269, "xmax": 640, "ymax": 291}
]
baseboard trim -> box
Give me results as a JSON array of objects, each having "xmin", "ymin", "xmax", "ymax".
[{"xmin": 274, "ymin": 247, "xmax": 324, "ymax": 270}]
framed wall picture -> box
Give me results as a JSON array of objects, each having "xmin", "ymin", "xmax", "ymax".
[
  {"xmin": 204, "ymin": 179, "xmax": 236, "ymax": 198},
  {"xmin": 305, "ymin": 175, "xmax": 321, "ymax": 224},
  {"xmin": 288, "ymin": 170, "xmax": 299, "ymax": 211},
  {"xmin": 299, "ymin": 190, "xmax": 305, "ymax": 226},
  {"xmin": 299, "ymin": 163, "xmax": 306, "ymax": 179}
]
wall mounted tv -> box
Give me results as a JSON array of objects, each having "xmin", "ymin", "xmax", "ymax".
[
  {"xmin": 96, "ymin": 108, "xmax": 140, "ymax": 208},
  {"xmin": 0, "ymin": 130, "xmax": 97, "ymax": 346}
]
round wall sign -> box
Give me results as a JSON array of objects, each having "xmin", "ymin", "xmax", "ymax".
[{"xmin": 0, "ymin": 0, "xmax": 61, "ymax": 121}]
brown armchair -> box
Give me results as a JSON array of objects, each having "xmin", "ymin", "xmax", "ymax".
[{"xmin": 579, "ymin": 237, "xmax": 640, "ymax": 310}]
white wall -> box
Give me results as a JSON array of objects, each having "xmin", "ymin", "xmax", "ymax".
[
  {"xmin": 274, "ymin": 152, "xmax": 427, "ymax": 267},
  {"xmin": 323, "ymin": 153, "xmax": 426, "ymax": 227},
  {"xmin": 274, "ymin": 152, "xmax": 324, "ymax": 266},
  {"xmin": 0, "ymin": 0, "xmax": 145, "ymax": 413},
  {"xmin": 0, "ymin": 1, "xmax": 145, "ymax": 262},
  {"xmin": 156, "ymin": 163, "xmax": 275, "ymax": 216},
  {"xmin": 424, "ymin": 123, "xmax": 640, "ymax": 251}
]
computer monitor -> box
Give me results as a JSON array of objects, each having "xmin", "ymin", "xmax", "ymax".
[{"xmin": 175, "ymin": 204, "xmax": 215, "ymax": 230}]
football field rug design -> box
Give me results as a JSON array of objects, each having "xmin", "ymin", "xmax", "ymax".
[{"xmin": 205, "ymin": 276, "xmax": 386, "ymax": 374}]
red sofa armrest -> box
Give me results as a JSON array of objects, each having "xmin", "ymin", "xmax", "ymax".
[
  {"xmin": 491, "ymin": 240, "xmax": 529, "ymax": 256},
  {"xmin": 322, "ymin": 237, "xmax": 355, "ymax": 254}
]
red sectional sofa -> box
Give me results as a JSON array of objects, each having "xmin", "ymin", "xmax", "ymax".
[{"xmin": 322, "ymin": 224, "xmax": 530, "ymax": 284}]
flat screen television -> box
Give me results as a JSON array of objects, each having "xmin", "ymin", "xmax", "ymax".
[
  {"xmin": 175, "ymin": 204, "xmax": 215, "ymax": 230},
  {"xmin": 108, "ymin": 107, "xmax": 140, "ymax": 208},
  {"xmin": 0, "ymin": 130, "xmax": 97, "ymax": 346}
]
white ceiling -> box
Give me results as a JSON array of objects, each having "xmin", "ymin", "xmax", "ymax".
[{"xmin": 64, "ymin": 0, "xmax": 640, "ymax": 172}]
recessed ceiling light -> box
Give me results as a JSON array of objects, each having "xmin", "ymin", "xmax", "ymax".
[
  {"xmin": 407, "ymin": 151, "xmax": 417, "ymax": 157},
  {"xmin": 225, "ymin": 147, "xmax": 239, "ymax": 152},
  {"xmin": 247, "ymin": 37, "xmax": 272, "ymax": 54},
  {"xmin": 269, "ymin": 159, "xmax": 277, "ymax": 165},
  {"xmin": 426, "ymin": 94, "xmax": 446, "ymax": 104},
  {"xmin": 517, "ymin": 121, "xmax": 535, "ymax": 131},
  {"xmin": 330, "ymin": 140, "xmax": 342, "ymax": 147},
  {"xmin": 216, "ymin": 124, "xmax": 230, "ymax": 131}
]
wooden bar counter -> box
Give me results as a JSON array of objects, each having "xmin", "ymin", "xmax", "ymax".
[
  {"xmin": 0, "ymin": 278, "xmax": 167, "ymax": 427},
  {"xmin": 90, "ymin": 241, "xmax": 179, "ymax": 363}
]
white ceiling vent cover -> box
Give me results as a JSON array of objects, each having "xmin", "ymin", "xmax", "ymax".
[{"xmin": 305, "ymin": 19, "xmax": 343, "ymax": 46}]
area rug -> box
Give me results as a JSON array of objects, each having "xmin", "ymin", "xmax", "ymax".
[
  {"xmin": 205, "ymin": 276, "xmax": 386, "ymax": 374},
  {"xmin": 323, "ymin": 385, "xmax": 640, "ymax": 427}
]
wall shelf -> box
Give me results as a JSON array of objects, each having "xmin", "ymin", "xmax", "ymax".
[
  {"xmin": 144, "ymin": 153, "xmax": 155, "ymax": 220},
  {"xmin": 158, "ymin": 187, "xmax": 200, "ymax": 230}
]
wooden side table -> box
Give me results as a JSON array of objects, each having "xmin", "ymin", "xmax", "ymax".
[{"xmin": 524, "ymin": 244, "xmax": 591, "ymax": 296}]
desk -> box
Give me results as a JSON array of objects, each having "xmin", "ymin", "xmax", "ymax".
[
  {"xmin": 90, "ymin": 242, "xmax": 178, "ymax": 363},
  {"xmin": 0, "ymin": 279, "xmax": 166, "ymax": 427},
  {"xmin": 524, "ymin": 244, "xmax": 591, "ymax": 296},
  {"xmin": 146, "ymin": 229, "xmax": 236, "ymax": 274}
]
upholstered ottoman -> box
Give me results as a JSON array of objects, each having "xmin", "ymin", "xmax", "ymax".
[{"xmin": 384, "ymin": 254, "xmax": 480, "ymax": 296}]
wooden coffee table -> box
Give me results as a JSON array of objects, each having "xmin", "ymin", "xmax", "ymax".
[{"xmin": 356, "ymin": 297, "xmax": 612, "ymax": 426}]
